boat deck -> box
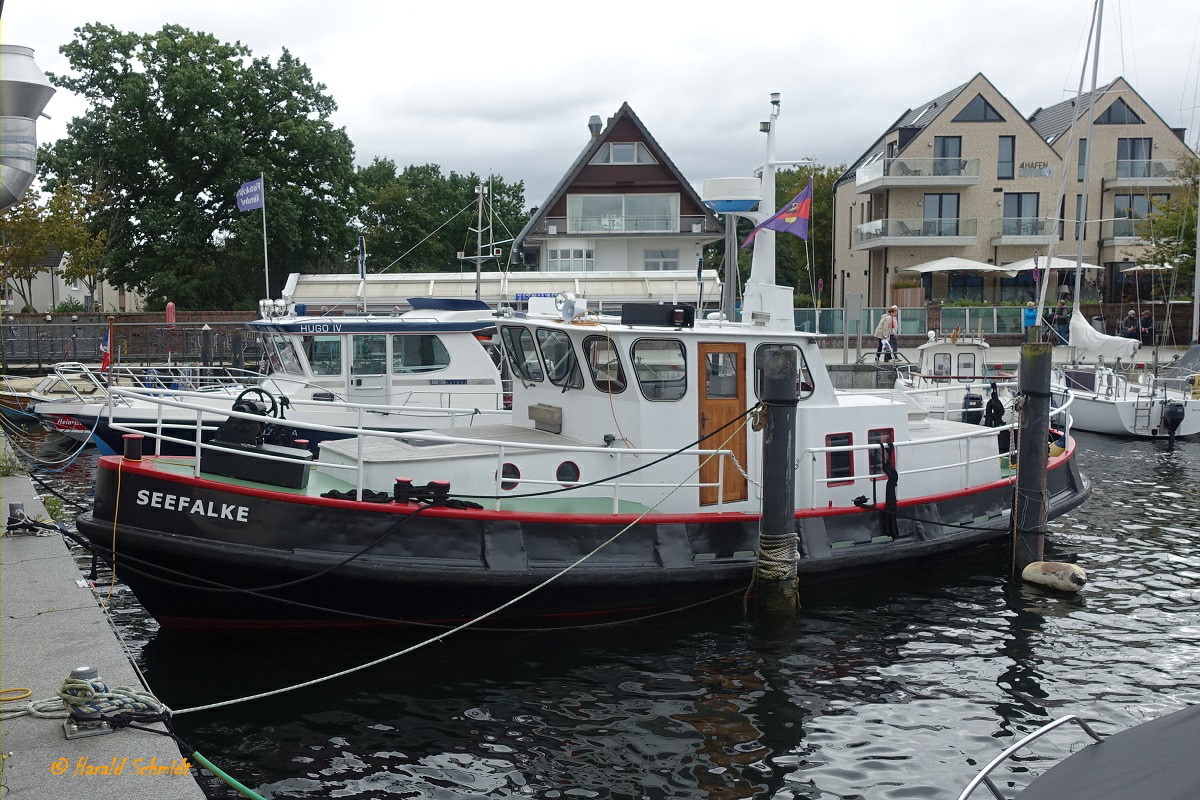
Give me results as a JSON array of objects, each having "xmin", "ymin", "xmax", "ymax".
[{"xmin": 319, "ymin": 424, "xmax": 584, "ymax": 463}]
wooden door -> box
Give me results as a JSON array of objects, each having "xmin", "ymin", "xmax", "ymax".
[{"xmin": 698, "ymin": 342, "xmax": 748, "ymax": 505}]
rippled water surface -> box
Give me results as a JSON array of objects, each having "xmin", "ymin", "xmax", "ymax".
[{"xmin": 25, "ymin": 429, "xmax": 1200, "ymax": 799}]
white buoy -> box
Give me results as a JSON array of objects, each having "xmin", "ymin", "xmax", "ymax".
[{"xmin": 1021, "ymin": 561, "xmax": 1087, "ymax": 593}]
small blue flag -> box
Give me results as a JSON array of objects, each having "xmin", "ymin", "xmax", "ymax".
[{"xmin": 236, "ymin": 178, "xmax": 264, "ymax": 212}]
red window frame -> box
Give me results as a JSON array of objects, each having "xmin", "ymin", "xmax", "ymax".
[{"xmin": 825, "ymin": 432, "xmax": 854, "ymax": 486}]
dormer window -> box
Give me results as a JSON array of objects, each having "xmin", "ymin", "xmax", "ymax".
[{"xmin": 590, "ymin": 142, "xmax": 657, "ymax": 165}]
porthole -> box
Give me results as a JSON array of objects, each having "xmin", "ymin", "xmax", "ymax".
[
  {"xmin": 556, "ymin": 461, "xmax": 581, "ymax": 485},
  {"xmin": 500, "ymin": 462, "xmax": 520, "ymax": 490}
]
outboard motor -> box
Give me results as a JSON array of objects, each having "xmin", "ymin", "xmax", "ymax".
[
  {"xmin": 1163, "ymin": 401, "xmax": 1186, "ymax": 446},
  {"xmin": 961, "ymin": 392, "xmax": 983, "ymax": 425}
]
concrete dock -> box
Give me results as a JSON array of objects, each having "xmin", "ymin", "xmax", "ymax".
[{"xmin": 0, "ymin": 438, "xmax": 206, "ymax": 799}]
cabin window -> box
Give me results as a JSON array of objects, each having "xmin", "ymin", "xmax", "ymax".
[
  {"xmin": 583, "ymin": 335, "xmax": 627, "ymax": 393},
  {"xmin": 631, "ymin": 338, "xmax": 687, "ymax": 401},
  {"xmin": 266, "ymin": 334, "xmax": 304, "ymax": 376},
  {"xmin": 868, "ymin": 428, "xmax": 895, "ymax": 477},
  {"xmin": 500, "ymin": 325, "xmax": 543, "ymax": 382},
  {"xmin": 500, "ymin": 463, "xmax": 520, "ymax": 490},
  {"xmin": 351, "ymin": 335, "xmax": 388, "ymax": 376},
  {"xmin": 391, "ymin": 334, "xmax": 450, "ymax": 374},
  {"xmin": 932, "ymin": 352, "xmax": 952, "ymax": 381},
  {"xmin": 752, "ymin": 344, "xmax": 815, "ymax": 400},
  {"xmin": 535, "ymin": 329, "xmax": 584, "ymax": 389},
  {"xmin": 957, "ymin": 352, "xmax": 976, "ymax": 382},
  {"xmin": 301, "ymin": 335, "xmax": 343, "ymax": 376},
  {"xmin": 826, "ymin": 433, "xmax": 854, "ymax": 486}
]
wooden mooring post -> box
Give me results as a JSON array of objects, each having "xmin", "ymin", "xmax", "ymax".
[{"xmin": 1012, "ymin": 342, "xmax": 1051, "ymax": 576}]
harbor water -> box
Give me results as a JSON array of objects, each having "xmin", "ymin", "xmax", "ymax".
[{"xmin": 23, "ymin": 428, "xmax": 1200, "ymax": 799}]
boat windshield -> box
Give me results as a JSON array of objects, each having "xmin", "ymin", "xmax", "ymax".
[
  {"xmin": 265, "ymin": 334, "xmax": 305, "ymax": 376},
  {"xmin": 535, "ymin": 329, "xmax": 584, "ymax": 389},
  {"xmin": 500, "ymin": 325, "xmax": 544, "ymax": 382}
]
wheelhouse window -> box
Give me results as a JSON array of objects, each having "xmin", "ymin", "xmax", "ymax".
[
  {"xmin": 566, "ymin": 194, "xmax": 679, "ymax": 233},
  {"xmin": 583, "ymin": 335, "xmax": 626, "ymax": 393},
  {"xmin": 589, "ymin": 142, "xmax": 657, "ymax": 165},
  {"xmin": 825, "ymin": 433, "xmax": 854, "ymax": 486},
  {"xmin": 867, "ymin": 428, "xmax": 895, "ymax": 477},
  {"xmin": 500, "ymin": 325, "xmax": 543, "ymax": 382},
  {"xmin": 753, "ymin": 344, "xmax": 815, "ymax": 400},
  {"xmin": 301, "ymin": 334, "xmax": 342, "ymax": 376},
  {"xmin": 266, "ymin": 334, "xmax": 305, "ymax": 376},
  {"xmin": 932, "ymin": 352, "xmax": 952, "ymax": 380},
  {"xmin": 535, "ymin": 329, "xmax": 583, "ymax": 389},
  {"xmin": 631, "ymin": 338, "xmax": 687, "ymax": 401},
  {"xmin": 644, "ymin": 249, "xmax": 679, "ymax": 271},
  {"xmin": 392, "ymin": 334, "xmax": 450, "ymax": 373},
  {"xmin": 704, "ymin": 351, "xmax": 739, "ymax": 399}
]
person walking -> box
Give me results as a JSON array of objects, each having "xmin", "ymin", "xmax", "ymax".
[
  {"xmin": 1022, "ymin": 301, "xmax": 1039, "ymax": 342},
  {"xmin": 874, "ymin": 305, "xmax": 898, "ymax": 362}
]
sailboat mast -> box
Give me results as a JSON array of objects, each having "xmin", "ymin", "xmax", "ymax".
[{"xmin": 1074, "ymin": 0, "xmax": 1105, "ymax": 303}]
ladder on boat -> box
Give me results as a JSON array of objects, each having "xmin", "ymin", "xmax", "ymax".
[{"xmin": 1131, "ymin": 393, "xmax": 1155, "ymax": 433}]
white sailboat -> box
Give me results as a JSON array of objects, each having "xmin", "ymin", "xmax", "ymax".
[{"xmin": 1044, "ymin": 0, "xmax": 1199, "ymax": 440}]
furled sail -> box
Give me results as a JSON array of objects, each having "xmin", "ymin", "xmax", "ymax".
[{"xmin": 1068, "ymin": 310, "xmax": 1139, "ymax": 360}]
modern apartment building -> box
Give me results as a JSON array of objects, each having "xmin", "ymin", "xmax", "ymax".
[
  {"xmin": 1029, "ymin": 77, "xmax": 1194, "ymax": 302},
  {"xmin": 833, "ymin": 73, "xmax": 1195, "ymax": 307}
]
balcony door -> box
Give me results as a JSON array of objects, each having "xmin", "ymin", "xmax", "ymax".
[
  {"xmin": 1116, "ymin": 138, "xmax": 1152, "ymax": 178},
  {"xmin": 933, "ymin": 136, "xmax": 962, "ymax": 176},
  {"xmin": 923, "ymin": 193, "xmax": 959, "ymax": 236},
  {"xmin": 1003, "ymin": 193, "xmax": 1039, "ymax": 236}
]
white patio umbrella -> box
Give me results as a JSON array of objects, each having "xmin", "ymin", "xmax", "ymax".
[
  {"xmin": 1121, "ymin": 263, "xmax": 1173, "ymax": 273},
  {"xmin": 899, "ymin": 256, "xmax": 1016, "ymax": 276},
  {"xmin": 1005, "ymin": 256, "xmax": 1103, "ymax": 272}
]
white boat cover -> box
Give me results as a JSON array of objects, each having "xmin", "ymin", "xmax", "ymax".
[{"xmin": 1068, "ymin": 310, "xmax": 1138, "ymax": 361}]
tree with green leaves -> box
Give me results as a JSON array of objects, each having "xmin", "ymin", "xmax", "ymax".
[
  {"xmin": 49, "ymin": 181, "xmax": 110, "ymax": 307},
  {"xmin": 0, "ymin": 192, "xmax": 53, "ymax": 311},
  {"xmin": 1137, "ymin": 156, "xmax": 1198, "ymax": 300},
  {"xmin": 356, "ymin": 160, "xmax": 529, "ymax": 273},
  {"xmin": 40, "ymin": 23, "xmax": 358, "ymax": 310}
]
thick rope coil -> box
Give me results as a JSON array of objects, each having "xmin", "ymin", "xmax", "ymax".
[
  {"xmin": 755, "ymin": 533, "xmax": 798, "ymax": 581},
  {"xmin": 3, "ymin": 677, "xmax": 168, "ymax": 721}
]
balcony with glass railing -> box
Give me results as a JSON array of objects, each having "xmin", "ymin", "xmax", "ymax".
[
  {"xmin": 1102, "ymin": 159, "xmax": 1181, "ymax": 189},
  {"xmin": 989, "ymin": 217, "xmax": 1056, "ymax": 245},
  {"xmin": 531, "ymin": 215, "xmax": 721, "ymax": 236},
  {"xmin": 852, "ymin": 217, "xmax": 978, "ymax": 249},
  {"xmin": 1100, "ymin": 217, "xmax": 1145, "ymax": 242},
  {"xmin": 855, "ymin": 157, "xmax": 981, "ymax": 192}
]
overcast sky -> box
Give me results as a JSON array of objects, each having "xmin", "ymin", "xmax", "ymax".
[{"xmin": 6, "ymin": 0, "xmax": 1200, "ymax": 206}]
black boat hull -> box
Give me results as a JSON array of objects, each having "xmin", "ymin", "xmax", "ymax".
[{"xmin": 76, "ymin": 447, "xmax": 1091, "ymax": 628}]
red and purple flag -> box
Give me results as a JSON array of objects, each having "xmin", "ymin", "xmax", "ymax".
[{"xmin": 741, "ymin": 178, "xmax": 812, "ymax": 247}]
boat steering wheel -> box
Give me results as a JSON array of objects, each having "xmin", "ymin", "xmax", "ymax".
[{"xmin": 234, "ymin": 386, "xmax": 280, "ymax": 418}]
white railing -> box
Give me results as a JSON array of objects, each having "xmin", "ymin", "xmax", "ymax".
[
  {"xmin": 101, "ymin": 385, "xmax": 735, "ymax": 513},
  {"xmin": 54, "ymin": 361, "xmax": 262, "ymax": 406},
  {"xmin": 802, "ymin": 386, "xmax": 1074, "ymax": 507}
]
